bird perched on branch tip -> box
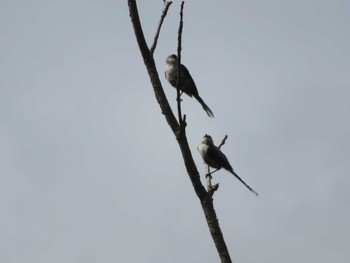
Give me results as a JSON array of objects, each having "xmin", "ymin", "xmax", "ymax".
[
  {"xmin": 165, "ymin": 54, "xmax": 214, "ymax": 118},
  {"xmin": 197, "ymin": 134, "xmax": 258, "ymax": 196}
]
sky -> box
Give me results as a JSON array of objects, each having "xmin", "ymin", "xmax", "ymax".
[{"xmin": 1, "ymin": 0, "xmax": 350, "ymax": 262}]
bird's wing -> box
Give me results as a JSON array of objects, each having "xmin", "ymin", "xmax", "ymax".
[
  {"xmin": 180, "ymin": 64, "xmax": 199, "ymax": 97},
  {"xmin": 206, "ymin": 146, "xmax": 232, "ymax": 170}
]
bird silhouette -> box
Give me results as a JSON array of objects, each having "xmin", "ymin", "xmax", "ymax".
[
  {"xmin": 197, "ymin": 134, "xmax": 258, "ymax": 196},
  {"xmin": 165, "ymin": 54, "xmax": 214, "ymax": 118}
]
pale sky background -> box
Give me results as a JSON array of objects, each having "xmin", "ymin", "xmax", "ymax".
[{"xmin": 1, "ymin": 0, "xmax": 350, "ymax": 262}]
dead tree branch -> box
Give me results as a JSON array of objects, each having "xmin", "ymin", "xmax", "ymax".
[
  {"xmin": 176, "ymin": 2, "xmax": 185, "ymax": 130},
  {"xmin": 218, "ymin": 135, "xmax": 228, "ymax": 149},
  {"xmin": 128, "ymin": 1, "xmax": 232, "ymax": 262},
  {"xmin": 150, "ymin": 1, "xmax": 173, "ymax": 54}
]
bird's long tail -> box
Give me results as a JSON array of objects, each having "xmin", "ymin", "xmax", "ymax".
[
  {"xmin": 230, "ymin": 170, "xmax": 259, "ymax": 196},
  {"xmin": 194, "ymin": 95, "xmax": 214, "ymax": 118}
]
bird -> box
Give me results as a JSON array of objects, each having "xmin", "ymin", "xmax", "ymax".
[
  {"xmin": 165, "ymin": 54, "xmax": 214, "ymax": 118},
  {"xmin": 197, "ymin": 134, "xmax": 258, "ymax": 196}
]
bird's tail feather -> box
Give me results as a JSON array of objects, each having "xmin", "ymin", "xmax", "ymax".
[
  {"xmin": 230, "ymin": 170, "xmax": 259, "ymax": 196},
  {"xmin": 194, "ymin": 95, "xmax": 214, "ymax": 118}
]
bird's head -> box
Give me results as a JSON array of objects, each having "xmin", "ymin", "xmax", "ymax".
[
  {"xmin": 202, "ymin": 134, "xmax": 214, "ymax": 145},
  {"xmin": 166, "ymin": 54, "xmax": 178, "ymax": 65}
]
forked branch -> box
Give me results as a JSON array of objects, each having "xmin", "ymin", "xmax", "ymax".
[
  {"xmin": 150, "ymin": 1, "xmax": 173, "ymax": 54},
  {"xmin": 128, "ymin": 1, "xmax": 232, "ymax": 262}
]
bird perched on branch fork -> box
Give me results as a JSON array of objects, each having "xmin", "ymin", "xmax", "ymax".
[
  {"xmin": 197, "ymin": 134, "xmax": 258, "ymax": 196},
  {"xmin": 165, "ymin": 54, "xmax": 214, "ymax": 118}
]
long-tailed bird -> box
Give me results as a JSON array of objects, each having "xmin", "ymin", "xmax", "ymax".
[
  {"xmin": 165, "ymin": 54, "xmax": 214, "ymax": 118},
  {"xmin": 197, "ymin": 134, "xmax": 258, "ymax": 196}
]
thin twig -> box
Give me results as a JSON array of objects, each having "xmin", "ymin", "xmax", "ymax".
[
  {"xmin": 218, "ymin": 135, "xmax": 228, "ymax": 149},
  {"xmin": 205, "ymin": 164, "xmax": 211, "ymax": 188},
  {"xmin": 206, "ymin": 135, "xmax": 227, "ymax": 194},
  {"xmin": 206, "ymin": 165, "xmax": 219, "ymax": 195},
  {"xmin": 176, "ymin": 1, "xmax": 185, "ymax": 129},
  {"xmin": 150, "ymin": 1, "xmax": 173, "ymax": 54}
]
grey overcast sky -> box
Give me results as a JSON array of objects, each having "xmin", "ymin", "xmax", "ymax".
[{"xmin": 1, "ymin": 0, "xmax": 349, "ymax": 262}]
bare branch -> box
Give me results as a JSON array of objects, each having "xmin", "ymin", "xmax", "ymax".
[
  {"xmin": 128, "ymin": 1, "xmax": 232, "ymax": 262},
  {"xmin": 128, "ymin": 0, "xmax": 206, "ymax": 200},
  {"xmin": 150, "ymin": 1, "xmax": 173, "ymax": 54},
  {"xmin": 206, "ymin": 166, "xmax": 219, "ymax": 195},
  {"xmin": 128, "ymin": 0, "xmax": 179, "ymax": 134},
  {"xmin": 202, "ymin": 196, "xmax": 232, "ymax": 263},
  {"xmin": 205, "ymin": 164, "xmax": 212, "ymax": 188},
  {"xmin": 175, "ymin": 2, "xmax": 185, "ymax": 129}
]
